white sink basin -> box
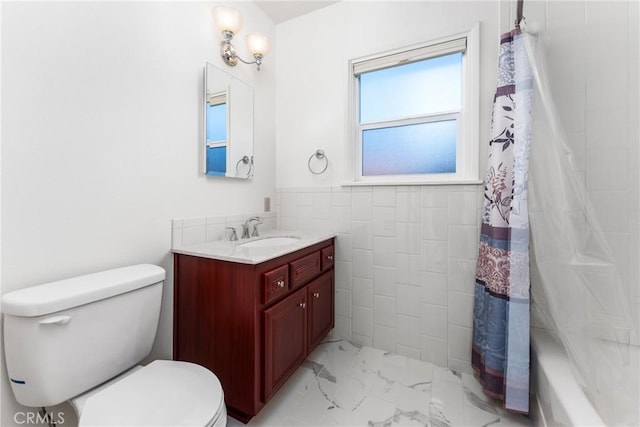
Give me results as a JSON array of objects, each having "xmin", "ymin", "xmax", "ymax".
[{"xmin": 238, "ymin": 237, "xmax": 300, "ymax": 248}]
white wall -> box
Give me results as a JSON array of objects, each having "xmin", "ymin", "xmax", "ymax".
[
  {"xmin": 275, "ymin": 1, "xmax": 499, "ymax": 187},
  {"xmin": 274, "ymin": 1, "xmax": 500, "ymax": 371},
  {"xmin": 1, "ymin": 2, "xmax": 275, "ymax": 425}
]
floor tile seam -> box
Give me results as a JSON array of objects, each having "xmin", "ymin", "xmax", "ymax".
[{"xmin": 432, "ymin": 376, "xmax": 464, "ymax": 386}]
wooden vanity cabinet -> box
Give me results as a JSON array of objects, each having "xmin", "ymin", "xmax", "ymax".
[{"xmin": 173, "ymin": 238, "xmax": 335, "ymax": 423}]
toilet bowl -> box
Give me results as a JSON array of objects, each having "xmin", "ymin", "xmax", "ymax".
[
  {"xmin": 2, "ymin": 264, "xmax": 227, "ymax": 427},
  {"xmin": 73, "ymin": 361, "xmax": 226, "ymax": 427}
]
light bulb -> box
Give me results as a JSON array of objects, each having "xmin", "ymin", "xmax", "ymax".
[
  {"xmin": 246, "ymin": 33, "xmax": 271, "ymax": 57},
  {"xmin": 213, "ymin": 5, "xmax": 243, "ymax": 35}
]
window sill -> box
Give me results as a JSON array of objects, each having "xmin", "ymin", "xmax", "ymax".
[{"xmin": 341, "ymin": 179, "xmax": 483, "ymax": 187}]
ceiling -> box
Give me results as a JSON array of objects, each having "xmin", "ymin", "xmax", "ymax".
[{"xmin": 254, "ymin": 1, "xmax": 339, "ymax": 24}]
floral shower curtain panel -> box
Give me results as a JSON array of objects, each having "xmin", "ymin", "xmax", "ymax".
[{"xmin": 471, "ymin": 29, "xmax": 532, "ymax": 414}]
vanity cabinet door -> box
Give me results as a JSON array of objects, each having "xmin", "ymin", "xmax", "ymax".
[
  {"xmin": 263, "ymin": 287, "xmax": 308, "ymax": 401},
  {"xmin": 307, "ymin": 271, "xmax": 334, "ymax": 351}
]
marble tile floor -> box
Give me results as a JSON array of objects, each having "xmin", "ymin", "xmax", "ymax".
[{"xmin": 227, "ymin": 339, "xmax": 530, "ymax": 427}]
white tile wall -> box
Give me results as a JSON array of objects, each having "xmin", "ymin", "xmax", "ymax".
[
  {"xmin": 373, "ymin": 295, "xmax": 396, "ymax": 327},
  {"xmin": 373, "ymin": 266, "xmax": 396, "ymax": 297},
  {"xmin": 373, "ymin": 324, "xmax": 397, "ymax": 352},
  {"xmin": 422, "ymin": 304, "xmax": 448, "ymax": 340},
  {"xmin": 277, "ymin": 185, "xmax": 483, "ymax": 373},
  {"xmin": 352, "ymin": 277, "xmax": 373, "ymax": 308},
  {"xmin": 421, "ymin": 336, "xmax": 448, "ymax": 367},
  {"xmin": 352, "ymin": 306, "xmax": 373, "ymax": 337},
  {"xmin": 397, "ymin": 284, "xmax": 421, "ymax": 317},
  {"xmin": 540, "ymin": 0, "xmax": 639, "ymax": 345},
  {"xmin": 421, "ymin": 271, "xmax": 448, "ymax": 306},
  {"xmin": 630, "ymin": 0, "xmax": 640, "ymax": 344},
  {"xmin": 172, "ymin": 211, "xmax": 277, "ymax": 248}
]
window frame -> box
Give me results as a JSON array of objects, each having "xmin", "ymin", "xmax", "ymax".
[{"xmin": 345, "ymin": 24, "xmax": 481, "ymax": 186}]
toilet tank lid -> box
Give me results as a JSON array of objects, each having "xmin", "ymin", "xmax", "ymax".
[{"xmin": 2, "ymin": 264, "xmax": 166, "ymax": 317}]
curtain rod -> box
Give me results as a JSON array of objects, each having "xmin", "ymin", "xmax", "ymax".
[{"xmin": 515, "ymin": 0, "xmax": 524, "ymax": 28}]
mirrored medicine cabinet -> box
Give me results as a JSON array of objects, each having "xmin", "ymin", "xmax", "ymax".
[{"xmin": 204, "ymin": 62, "xmax": 254, "ymax": 179}]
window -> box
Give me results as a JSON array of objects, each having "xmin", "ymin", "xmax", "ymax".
[{"xmin": 348, "ymin": 26, "xmax": 479, "ymax": 185}]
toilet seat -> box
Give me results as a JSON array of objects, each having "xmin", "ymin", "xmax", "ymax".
[{"xmin": 77, "ymin": 360, "xmax": 225, "ymax": 426}]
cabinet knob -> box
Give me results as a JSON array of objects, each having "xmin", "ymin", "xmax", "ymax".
[
  {"xmin": 276, "ymin": 280, "xmax": 285, "ymax": 288},
  {"xmin": 299, "ymin": 302, "xmax": 306, "ymax": 309},
  {"xmin": 327, "ymin": 255, "xmax": 333, "ymax": 261},
  {"xmin": 313, "ymin": 292, "xmax": 320, "ymax": 298}
]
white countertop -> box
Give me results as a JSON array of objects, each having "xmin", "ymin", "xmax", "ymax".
[{"xmin": 172, "ymin": 230, "xmax": 336, "ymax": 265}]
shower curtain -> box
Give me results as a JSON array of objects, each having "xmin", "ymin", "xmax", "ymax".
[
  {"xmin": 522, "ymin": 25, "xmax": 637, "ymax": 425},
  {"xmin": 471, "ymin": 28, "xmax": 532, "ymax": 414}
]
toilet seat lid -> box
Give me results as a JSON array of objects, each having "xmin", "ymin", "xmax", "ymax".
[{"xmin": 79, "ymin": 360, "xmax": 224, "ymax": 426}]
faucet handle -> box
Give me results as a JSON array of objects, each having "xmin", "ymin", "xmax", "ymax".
[
  {"xmin": 226, "ymin": 227, "xmax": 238, "ymax": 241},
  {"xmin": 251, "ymin": 217, "xmax": 264, "ymax": 237}
]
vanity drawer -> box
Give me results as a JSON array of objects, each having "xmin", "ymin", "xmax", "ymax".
[
  {"xmin": 263, "ymin": 265, "xmax": 289, "ymax": 304},
  {"xmin": 321, "ymin": 246, "xmax": 334, "ymax": 271},
  {"xmin": 289, "ymin": 251, "xmax": 321, "ymax": 290}
]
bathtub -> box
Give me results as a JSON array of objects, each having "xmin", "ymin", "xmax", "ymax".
[
  {"xmin": 530, "ymin": 327, "xmax": 604, "ymax": 426},
  {"xmin": 530, "ymin": 327, "xmax": 640, "ymax": 426}
]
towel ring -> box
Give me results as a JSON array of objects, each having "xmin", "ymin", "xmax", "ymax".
[
  {"xmin": 308, "ymin": 149, "xmax": 328, "ymax": 175},
  {"xmin": 235, "ymin": 155, "xmax": 253, "ymax": 178}
]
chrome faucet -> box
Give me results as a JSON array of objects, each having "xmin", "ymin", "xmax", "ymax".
[{"xmin": 241, "ymin": 216, "xmax": 263, "ymax": 239}]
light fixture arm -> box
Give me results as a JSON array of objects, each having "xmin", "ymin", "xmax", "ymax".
[
  {"xmin": 219, "ymin": 30, "xmax": 265, "ymax": 71},
  {"xmin": 235, "ymin": 53, "xmax": 264, "ymax": 70}
]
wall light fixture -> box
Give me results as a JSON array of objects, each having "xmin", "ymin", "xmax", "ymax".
[{"xmin": 213, "ymin": 5, "xmax": 271, "ymax": 71}]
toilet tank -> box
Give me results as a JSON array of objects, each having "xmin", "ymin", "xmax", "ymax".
[{"xmin": 2, "ymin": 264, "xmax": 165, "ymax": 408}]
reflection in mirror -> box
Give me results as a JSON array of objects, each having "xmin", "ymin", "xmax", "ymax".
[
  {"xmin": 206, "ymin": 91, "xmax": 228, "ymax": 176},
  {"xmin": 204, "ymin": 63, "xmax": 254, "ymax": 179}
]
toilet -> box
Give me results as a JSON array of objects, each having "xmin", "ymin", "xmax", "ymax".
[{"xmin": 2, "ymin": 264, "xmax": 227, "ymax": 427}]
